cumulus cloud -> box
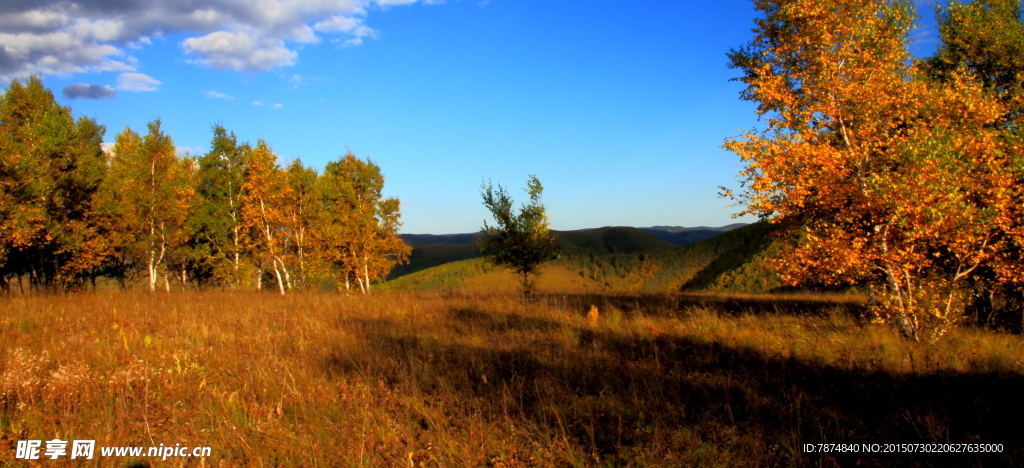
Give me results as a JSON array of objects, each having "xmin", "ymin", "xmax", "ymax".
[
  {"xmin": 183, "ymin": 30, "xmax": 297, "ymax": 71},
  {"xmin": 116, "ymin": 72, "xmax": 160, "ymax": 91},
  {"xmin": 316, "ymin": 16, "xmax": 380, "ymax": 46},
  {"xmin": 62, "ymin": 83, "xmax": 115, "ymax": 99},
  {"xmin": 0, "ymin": 0, "xmax": 434, "ymax": 81}
]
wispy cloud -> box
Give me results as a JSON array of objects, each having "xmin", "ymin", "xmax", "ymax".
[
  {"xmin": 116, "ymin": 72, "xmax": 161, "ymax": 91},
  {"xmin": 206, "ymin": 90, "xmax": 234, "ymax": 99},
  {"xmin": 253, "ymin": 100, "xmax": 264, "ymax": 106}
]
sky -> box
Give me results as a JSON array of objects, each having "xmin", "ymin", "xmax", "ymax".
[{"xmin": 0, "ymin": 0, "xmax": 944, "ymax": 234}]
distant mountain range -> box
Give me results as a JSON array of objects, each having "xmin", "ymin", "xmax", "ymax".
[
  {"xmin": 643, "ymin": 224, "xmax": 749, "ymax": 233},
  {"xmin": 639, "ymin": 223, "xmax": 748, "ymax": 246},
  {"xmin": 401, "ymin": 224, "xmax": 749, "ymax": 246}
]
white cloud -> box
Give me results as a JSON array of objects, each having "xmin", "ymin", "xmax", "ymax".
[
  {"xmin": 116, "ymin": 72, "xmax": 161, "ymax": 91},
  {"xmin": 183, "ymin": 30, "xmax": 297, "ymax": 71},
  {"xmin": 314, "ymin": 15, "xmax": 361, "ymax": 33},
  {"xmin": 272, "ymin": 103, "xmax": 282, "ymax": 108},
  {"xmin": 0, "ymin": 0, "xmax": 436, "ymax": 80},
  {"xmin": 206, "ymin": 90, "xmax": 233, "ymax": 99},
  {"xmin": 253, "ymin": 100, "xmax": 264, "ymax": 106}
]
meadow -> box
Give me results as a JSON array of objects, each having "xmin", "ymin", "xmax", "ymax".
[{"xmin": 1, "ymin": 291, "xmax": 1022, "ymax": 467}]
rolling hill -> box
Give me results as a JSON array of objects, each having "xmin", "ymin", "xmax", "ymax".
[
  {"xmin": 384, "ymin": 222, "xmax": 784, "ymax": 293},
  {"xmin": 390, "ymin": 226, "xmax": 677, "ymax": 279}
]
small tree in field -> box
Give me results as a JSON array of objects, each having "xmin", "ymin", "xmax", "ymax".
[{"xmin": 479, "ymin": 175, "xmax": 560, "ymax": 299}]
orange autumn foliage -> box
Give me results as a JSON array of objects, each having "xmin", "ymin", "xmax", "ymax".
[
  {"xmin": 240, "ymin": 140, "xmax": 293, "ymax": 295},
  {"xmin": 725, "ymin": 0, "xmax": 1017, "ymax": 340}
]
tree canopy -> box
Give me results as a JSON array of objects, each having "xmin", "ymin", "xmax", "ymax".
[
  {"xmin": 725, "ymin": 0, "xmax": 1024, "ymax": 340},
  {"xmin": 479, "ymin": 175, "xmax": 560, "ymax": 299},
  {"xmin": 0, "ymin": 77, "xmax": 409, "ymax": 294}
]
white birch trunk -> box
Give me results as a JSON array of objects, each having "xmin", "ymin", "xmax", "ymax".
[
  {"xmin": 363, "ymin": 256, "xmax": 371, "ymax": 295},
  {"xmin": 272, "ymin": 258, "xmax": 286, "ymax": 295}
]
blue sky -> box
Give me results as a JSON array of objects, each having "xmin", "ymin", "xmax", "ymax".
[{"xmin": 1, "ymin": 0, "xmax": 943, "ymax": 234}]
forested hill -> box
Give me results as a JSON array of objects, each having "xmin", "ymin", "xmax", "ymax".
[
  {"xmin": 390, "ymin": 226, "xmax": 708, "ymax": 279},
  {"xmin": 557, "ymin": 221, "xmax": 781, "ymax": 292},
  {"xmin": 386, "ymin": 222, "xmax": 784, "ymax": 293}
]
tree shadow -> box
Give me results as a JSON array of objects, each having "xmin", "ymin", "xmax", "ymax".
[
  {"xmin": 545, "ymin": 292, "xmax": 868, "ymax": 319},
  {"xmin": 320, "ymin": 305, "xmax": 1022, "ymax": 466}
]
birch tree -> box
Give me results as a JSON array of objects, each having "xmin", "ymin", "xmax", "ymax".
[
  {"xmin": 102, "ymin": 120, "xmax": 195, "ymax": 292},
  {"xmin": 317, "ymin": 152, "xmax": 409, "ymax": 293},
  {"xmin": 192, "ymin": 125, "xmax": 251, "ymax": 286},
  {"xmin": 240, "ymin": 140, "xmax": 292, "ymax": 294},
  {"xmin": 479, "ymin": 175, "xmax": 560, "ymax": 299},
  {"xmin": 283, "ymin": 159, "xmax": 320, "ymax": 289},
  {"xmin": 724, "ymin": 0, "xmax": 1015, "ymax": 340}
]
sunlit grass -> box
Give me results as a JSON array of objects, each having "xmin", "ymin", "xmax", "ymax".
[{"xmin": 1, "ymin": 291, "xmax": 1021, "ymax": 466}]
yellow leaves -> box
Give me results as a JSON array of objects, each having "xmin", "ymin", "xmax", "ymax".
[{"xmin": 726, "ymin": 0, "xmax": 1020, "ymax": 341}]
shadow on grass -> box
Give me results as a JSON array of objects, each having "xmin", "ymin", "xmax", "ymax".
[
  {"xmin": 323, "ymin": 302, "xmax": 1022, "ymax": 467},
  {"xmin": 545, "ymin": 291, "xmax": 869, "ymax": 319}
]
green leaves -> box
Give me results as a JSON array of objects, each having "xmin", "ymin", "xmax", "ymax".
[
  {"xmin": 479, "ymin": 175, "xmax": 560, "ymax": 298},
  {"xmin": 0, "ymin": 79, "xmax": 409, "ymax": 294},
  {"xmin": 0, "ymin": 76, "xmax": 108, "ymax": 289},
  {"xmin": 318, "ymin": 153, "xmax": 410, "ymax": 294},
  {"xmin": 101, "ymin": 119, "xmax": 195, "ymax": 292}
]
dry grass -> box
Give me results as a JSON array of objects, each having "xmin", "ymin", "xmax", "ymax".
[{"xmin": 0, "ymin": 291, "xmax": 1022, "ymax": 467}]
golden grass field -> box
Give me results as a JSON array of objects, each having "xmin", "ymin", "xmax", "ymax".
[{"xmin": 1, "ymin": 291, "xmax": 1022, "ymax": 467}]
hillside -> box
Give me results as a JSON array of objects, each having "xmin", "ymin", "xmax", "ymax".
[
  {"xmin": 556, "ymin": 221, "xmax": 782, "ymax": 292},
  {"xmin": 391, "ymin": 226, "xmax": 676, "ymax": 280},
  {"xmin": 385, "ymin": 222, "xmax": 785, "ymax": 293},
  {"xmin": 389, "ymin": 242, "xmax": 482, "ymax": 279}
]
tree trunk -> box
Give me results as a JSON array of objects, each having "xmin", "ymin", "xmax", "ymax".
[
  {"xmin": 280, "ymin": 259, "xmax": 293, "ymax": 291},
  {"xmin": 363, "ymin": 256, "xmax": 371, "ymax": 295},
  {"xmin": 272, "ymin": 259, "xmax": 286, "ymax": 295},
  {"xmin": 148, "ymin": 255, "xmax": 157, "ymax": 293}
]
